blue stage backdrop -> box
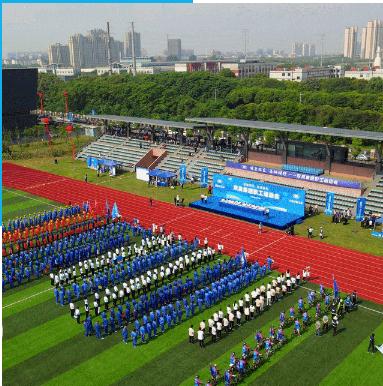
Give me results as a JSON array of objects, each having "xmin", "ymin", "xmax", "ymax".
[
  {"xmin": 200, "ymin": 167, "xmax": 208, "ymax": 188},
  {"xmin": 213, "ymin": 174, "xmax": 305, "ymax": 216},
  {"xmin": 325, "ymin": 192, "xmax": 335, "ymax": 215},
  {"xmin": 355, "ymin": 197, "xmax": 367, "ymax": 221},
  {"xmin": 179, "ymin": 164, "xmax": 187, "ymax": 184}
]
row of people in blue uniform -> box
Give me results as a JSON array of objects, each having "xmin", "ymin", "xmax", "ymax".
[
  {"xmin": 3, "ymin": 222, "xmax": 131, "ymax": 290},
  {"xmin": 82, "ymin": 260, "xmax": 266, "ymax": 346},
  {"xmin": 3, "ymin": 205, "xmax": 83, "ymax": 232}
]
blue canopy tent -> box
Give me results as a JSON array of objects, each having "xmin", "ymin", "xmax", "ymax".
[
  {"xmin": 149, "ymin": 168, "xmax": 177, "ymax": 187},
  {"xmin": 87, "ymin": 157, "xmax": 120, "ymax": 176}
]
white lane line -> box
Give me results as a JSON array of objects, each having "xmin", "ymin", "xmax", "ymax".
[
  {"xmin": 250, "ymin": 235, "xmax": 288, "ymax": 255},
  {"xmin": 221, "ymin": 233, "xmax": 233, "ymax": 238},
  {"xmin": 24, "ymin": 178, "xmax": 68, "ymax": 190},
  {"xmin": 162, "ymin": 212, "xmax": 195, "ymax": 226},
  {"xmin": 3, "ymin": 287, "xmax": 53, "ymax": 309},
  {"xmin": 3, "ymin": 188, "xmax": 57, "ymax": 207},
  {"xmin": 210, "ymin": 229, "xmax": 223, "ymax": 236}
]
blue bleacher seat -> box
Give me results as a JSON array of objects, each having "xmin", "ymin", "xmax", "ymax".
[{"xmin": 282, "ymin": 164, "xmax": 324, "ymax": 176}]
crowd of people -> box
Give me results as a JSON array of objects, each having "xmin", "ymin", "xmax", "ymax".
[
  {"xmin": 331, "ymin": 208, "xmax": 352, "ymax": 225},
  {"xmin": 3, "ymin": 219, "xmax": 130, "ymax": 290},
  {"xmin": 191, "ymin": 268, "xmax": 304, "ymax": 348},
  {"xmin": 193, "ymin": 280, "xmax": 359, "ymax": 385},
  {"xmin": 58, "ymin": 229, "xmax": 272, "ymax": 347}
]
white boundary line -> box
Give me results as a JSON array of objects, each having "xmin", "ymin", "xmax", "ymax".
[
  {"xmin": 297, "ymin": 283, "xmax": 383, "ymax": 315},
  {"xmin": 24, "ymin": 178, "xmax": 68, "ymax": 190},
  {"xmin": 250, "ymin": 235, "xmax": 288, "ymax": 255},
  {"xmin": 162, "ymin": 212, "xmax": 195, "ymax": 226},
  {"xmin": 3, "ymin": 287, "xmax": 53, "ymax": 309},
  {"xmin": 3, "ymin": 188, "xmax": 57, "ymax": 207}
]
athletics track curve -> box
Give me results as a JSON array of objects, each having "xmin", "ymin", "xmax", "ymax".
[{"xmin": 3, "ymin": 162, "xmax": 383, "ymax": 304}]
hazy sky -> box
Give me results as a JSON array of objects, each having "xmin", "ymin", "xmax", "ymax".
[{"xmin": 3, "ymin": 3, "xmax": 383, "ymax": 56}]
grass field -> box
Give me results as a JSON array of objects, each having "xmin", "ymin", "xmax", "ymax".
[
  {"xmin": 2, "ymin": 188, "xmax": 59, "ymax": 223},
  {"xmin": 9, "ymin": 156, "xmax": 383, "ymax": 256},
  {"xmin": 2, "ymin": 189, "xmax": 383, "ymax": 385}
]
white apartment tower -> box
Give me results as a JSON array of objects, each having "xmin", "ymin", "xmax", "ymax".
[
  {"xmin": 124, "ymin": 31, "xmax": 142, "ymax": 58},
  {"xmin": 343, "ymin": 26, "xmax": 358, "ymax": 58},
  {"xmin": 48, "ymin": 43, "xmax": 71, "ymax": 66},
  {"xmin": 360, "ymin": 20, "xmax": 383, "ymax": 60}
]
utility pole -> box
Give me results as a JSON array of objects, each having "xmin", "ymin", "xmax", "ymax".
[
  {"xmin": 320, "ymin": 33, "xmax": 325, "ymax": 67},
  {"xmin": 242, "ymin": 29, "xmax": 249, "ymax": 59},
  {"xmin": 299, "ymin": 92, "xmax": 303, "ymax": 104},
  {"xmin": 131, "ymin": 21, "xmax": 137, "ymax": 76},
  {"xmin": 106, "ymin": 21, "xmax": 112, "ymax": 76},
  {"xmin": 214, "ymin": 88, "xmax": 217, "ymax": 102}
]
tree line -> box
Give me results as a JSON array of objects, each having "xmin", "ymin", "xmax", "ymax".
[{"xmin": 38, "ymin": 71, "xmax": 383, "ymax": 138}]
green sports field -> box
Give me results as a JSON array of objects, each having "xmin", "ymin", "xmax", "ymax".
[{"xmin": 2, "ymin": 188, "xmax": 383, "ymax": 385}]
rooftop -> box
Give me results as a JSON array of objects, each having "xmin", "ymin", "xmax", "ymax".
[
  {"xmin": 84, "ymin": 114, "xmax": 204, "ymax": 130},
  {"xmin": 186, "ymin": 117, "xmax": 383, "ymax": 141}
]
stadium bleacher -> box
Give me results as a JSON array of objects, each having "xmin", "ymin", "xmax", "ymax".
[
  {"xmin": 282, "ymin": 164, "xmax": 324, "ymax": 176},
  {"xmin": 77, "ymin": 135, "xmax": 152, "ymax": 170},
  {"xmin": 366, "ymin": 175, "xmax": 383, "ymax": 215}
]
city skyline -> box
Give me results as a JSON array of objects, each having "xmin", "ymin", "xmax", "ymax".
[{"xmin": 3, "ymin": 3, "xmax": 383, "ymax": 58}]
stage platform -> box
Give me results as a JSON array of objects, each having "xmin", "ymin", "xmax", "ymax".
[{"xmin": 190, "ymin": 196, "xmax": 303, "ymax": 229}]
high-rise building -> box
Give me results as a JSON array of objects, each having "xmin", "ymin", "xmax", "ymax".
[
  {"xmin": 292, "ymin": 42, "xmax": 303, "ymax": 57},
  {"xmin": 292, "ymin": 42, "xmax": 315, "ymax": 57},
  {"xmin": 167, "ymin": 38, "xmax": 182, "ymax": 60},
  {"xmin": 48, "ymin": 43, "xmax": 70, "ymax": 66},
  {"xmin": 343, "ymin": 26, "xmax": 358, "ymax": 58},
  {"xmin": 68, "ymin": 29, "xmax": 124, "ymax": 68},
  {"xmin": 69, "ymin": 34, "xmax": 92, "ymax": 68},
  {"xmin": 302, "ymin": 43, "xmax": 310, "ymax": 57},
  {"xmin": 360, "ymin": 20, "xmax": 383, "ymax": 60},
  {"xmin": 124, "ymin": 31, "xmax": 142, "ymax": 58},
  {"xmin": 309, "ymin": 44, "xmax": 316, "ymax": 57}
]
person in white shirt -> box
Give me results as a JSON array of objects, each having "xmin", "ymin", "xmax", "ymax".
[
  {"xmin": 208, "ymin": 318, "xmax": 214, "ymax": 334},
  {"xmin": 259, "ymin": 296, "xmax": 265, "ymax": 312},
  {"xmin": 255, "ymin": 298, "xmax": 261, "ymax": 314},
  {"xmin": 236, "ymin": 310, "xmax": 242, "ymax": 326},
  {"xmin": 239, "ymin": 298, "xmax": 244, "ymax": 313},
  {"xmin": 211, "ymin": 325, "xmax": 217, "ymax": 343},
  {"xmin": 188, "ymin": 325, "xmax": 195, "ymax": 343},
  {"xmin": 266, "ymin": 290, "xmax": 272, "ymax": 307},
  {"xmin": 270, "ymin": 288, "xmax": 276, "ymax": 303},
  {"xmin": 250, "ymin": 304, "xmax": 255, "ymax": 319},
  {"xmin": 286, "ymin": 279, "xmax": 292, "ymax": 293},
  {"xmin": 74, "ymin": 307, "xmax": 80, "ymax": 324},
  {"xmin": 197, "ymin": 328, "xmax": 205, "ymax": 348},
  {"xmin": 216, "ymin": 321, "xmax": 223, "ymax": 338},
  {"xmin": 223, "ymin": 317, "xmax": 229, "ymax": 333},
  {"xmin": 228, "ymin": 312, "xmax": 235, "ymax": 330},
  {"xmin": 244, "ymin": 293, "xmax": 250, "ymax": 307},
  {"xmin": 244, "ymin": 306, "xmax": 250, "ymax": 321},
  {"xmin": 94, "ymin": 300, "xmax": 100, "ymax": 316},
  {"xmin": 251, "ymin": 289, "xmax": 257, "ymax": 305},
  {"xmin": 200, "ymin": 320, "xmax": 206, "ymax": 333},
  {"xmin": 69, "ymin": 302, "xmax": 75, "ymax": 317}
]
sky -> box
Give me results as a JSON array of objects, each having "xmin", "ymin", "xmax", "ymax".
[{"xmin": 3, "ymin": 3, "xmax": 383, "ymax": 57}]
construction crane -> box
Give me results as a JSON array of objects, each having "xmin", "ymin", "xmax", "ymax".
[{"xmin": 63, "ymin": 90, "xmax": 76, "ymax": 159}]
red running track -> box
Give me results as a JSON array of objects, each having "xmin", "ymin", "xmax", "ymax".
[{"xmin": 3, "ymin": 162, "xmax": 383, "ymax": 304}]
